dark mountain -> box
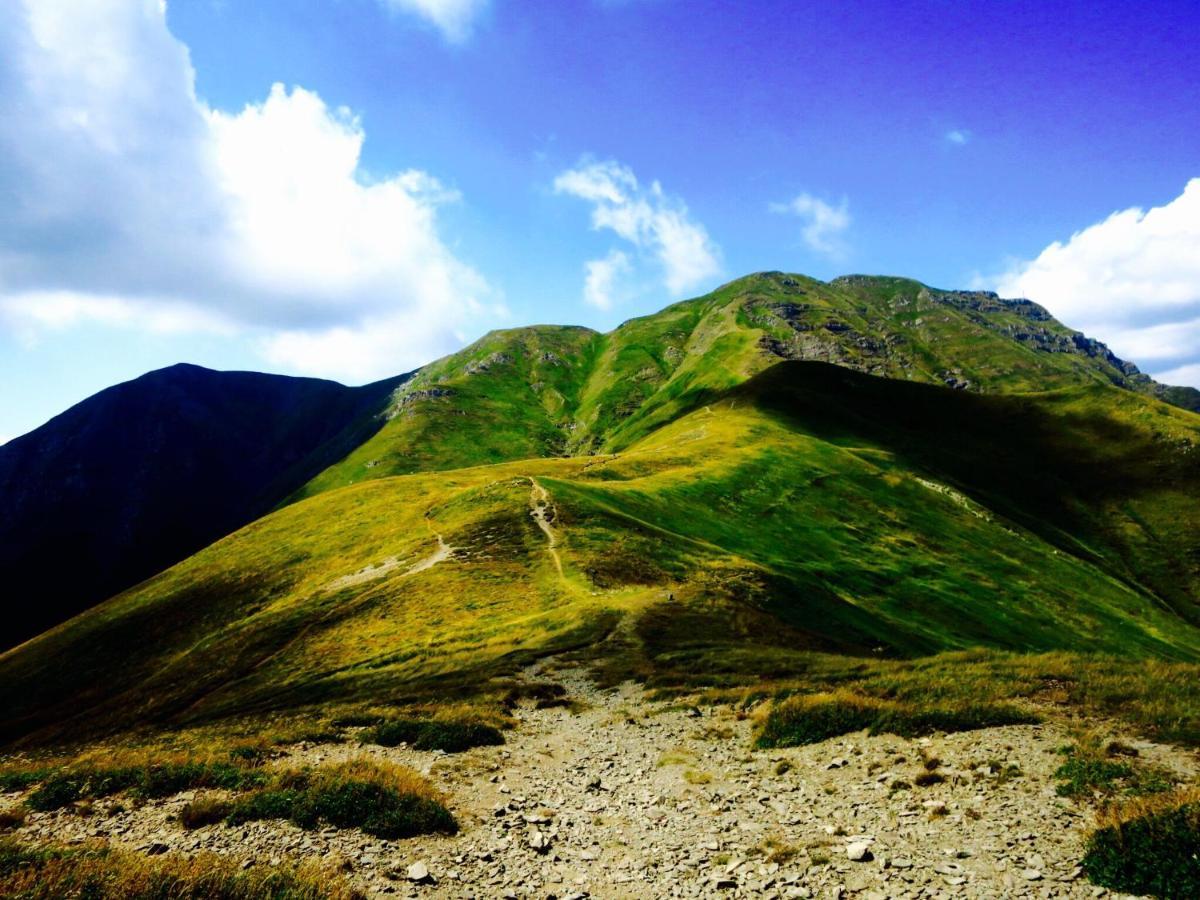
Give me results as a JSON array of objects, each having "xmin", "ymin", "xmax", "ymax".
[{"xmin": 0, "ymin": 363, "xmax": 407, "ymax": 649}]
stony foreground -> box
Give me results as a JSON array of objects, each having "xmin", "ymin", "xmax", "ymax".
[{"xmin": 8, "ymin": 664, "xmax": 1197, "ymax": 899}]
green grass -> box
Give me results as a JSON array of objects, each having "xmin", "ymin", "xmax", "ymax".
[
  {"xmin": 1083, "ymin": 797, "xmax": 1200, "ymax": 898},
  {"xmin": 219, "ymin": 760, "xmax": 456, "ymax": 840},
  {"xmin": 26, "ymin": 762, "xmax": 265, "ymax": 811},
  {"xmin": 1, "ymin": 284, "xmax": 1198, "ymax": 747},
  {"xmin": 1054, "ymin": 738, "xmax": 1177, "ymax": 799},
  {"xmin": 753, "ymin": 690, "xmax": 1037, "ymax": 748},
  {"xmin": 362, "ymin": 718, "xmax": 504, "ymax": 752}
]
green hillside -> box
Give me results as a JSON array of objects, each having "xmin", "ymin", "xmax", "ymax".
[
  {"xmin": 295, "ymin": 272, "xmax": 1200, "ymax": 499},
  {"xmin": 4, "ymin": 358, "xmax": 1198, "ymax": 744}
]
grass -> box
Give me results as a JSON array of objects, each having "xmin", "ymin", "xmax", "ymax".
[
  {"xmin": 221, "ymin": 759, "xmax": 456, "ymax": 840},
  {"xmin": 25, "ymin": 759, "xmax": 266, "ymax": 812},
  {"xmin": 362, "ymin": 718, "xmax": 504, "ymax": 752},
  {"xmin": 1, "ymin": 278, "xmax": 1199, "ymax": 747},
  {"xmin": 0, "ymin": 837, "xmax": 360, "ymax": 899},
  {"xmin": 1082, "ymin": 791, "xmax": 1200, "ymax": 898},
  {"xmin": 1055, "ymin": 735, "xmax": 1177, "ymax": 799},
  {"xmin": 753, "ymin": 690, "xmax": 1038, "ymax": 748}
]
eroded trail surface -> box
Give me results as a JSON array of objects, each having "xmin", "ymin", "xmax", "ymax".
[
  {"xmin": 14, "ymin": 661, "xmax": 1195, "ymax": 899},
  {"xmin": 528, "ymin": 478, "xmax": 563, "ymax": 578}
]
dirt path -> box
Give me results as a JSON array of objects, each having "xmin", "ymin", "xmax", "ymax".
[
  {"xmin": 15, "ymin": 660, "xmax": 1193, "ymax": 899},
  {"xmin": 528, "ymin": 477, "xmax": 563, "ymax": 578}
]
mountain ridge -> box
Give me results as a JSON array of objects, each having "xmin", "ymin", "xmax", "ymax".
[{"xmin": 0, "ymin": 362, "xmax": 410, "ymax": 648}]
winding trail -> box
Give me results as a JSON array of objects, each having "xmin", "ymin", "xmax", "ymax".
[{"xmin": 528, "ymin": 477, "xmax": 564, "ymax": 578}]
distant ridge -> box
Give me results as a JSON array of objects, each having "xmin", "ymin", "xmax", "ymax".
[{"xmin": 0, "ymin": 363, "xmax": 408, "ymax": 648}]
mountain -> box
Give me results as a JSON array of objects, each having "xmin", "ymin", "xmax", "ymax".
[
  {"xmin": 1, "ymin": 273, "xmax": 1198, "ymax": 744},
  {"xmin": 295, "ymin": 272, "xmax": 1200, "ymax": 498},
  {"xmin": 0, "ymin": 363, "xmax": 408, "ymax": 649}
]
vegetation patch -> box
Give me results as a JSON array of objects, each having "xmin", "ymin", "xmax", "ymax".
[
  {"xmin": 0, "ymin": 837, "xmax": 359, "ymax": 899},
  {"xmin": 1082, "ymin": 794, "xmax": 1200, "ymax": 899},
  {"xmin": 224, "ymin": 763, "xmax": 453, "ymax": 844},
  {"xmin": 362, "ymin": 718, "xmax": 504, "ymax": 753},
  {"xmin": 1055, "ymin": 739, "xmax": 1176, "ymax": 799},
  {"xmin": 754, "ymin": 690, "xmax": 1038, "ymax": 748},
  {"xmin": 206, "ymin": 759, "xmax": 456, "ymax": 841},
  {"xmin": 26, "ymin": 761, "xmax": 265, "ymax": 812}
]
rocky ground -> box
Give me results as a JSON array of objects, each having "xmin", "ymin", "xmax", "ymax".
[{"xmin": 7, "ymin": 661, "xmax": 1197, "ymax": 899}]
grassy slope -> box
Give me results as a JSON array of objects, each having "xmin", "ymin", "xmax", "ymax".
[
  {"xmin": 297, "ymin": 272, "xmax": 1194, "ymax": 497},
  {"xmin": 3, "ymin": 361, "xmax": 1198, "ymax": 744}
]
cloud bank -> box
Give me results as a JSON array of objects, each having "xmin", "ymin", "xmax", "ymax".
[
  {"xmin": 554, "ymin": 159, "xmax": 721, "ymax": 308},
  {"xmin": 993, "ymin": 179, "xmax": 1200, "ymax": 388},
  {"xmin": 0, "ymin": 0, "xmax": 496, "ymax": 382}
]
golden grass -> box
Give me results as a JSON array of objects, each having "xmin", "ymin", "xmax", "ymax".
[{"xmin": 0, "ymin": 838, "xmax": 360, "ymax": 899}]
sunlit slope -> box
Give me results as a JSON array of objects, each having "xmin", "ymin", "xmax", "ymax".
[
  {"xmin": 3, "ymin": 362, "xmax": 1198, "ymax": 743},
  {"xmin": 298, "ymin": 273, "xmax": 1199, "ymax": 497}
]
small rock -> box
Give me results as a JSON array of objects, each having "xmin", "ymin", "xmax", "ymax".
[
  {"xmin": 1022, "ymin": 869, "xmax": 1043, "ymax": 881},
  {"xmin": 846, "ymin": 842, "xmax": 872, "ymax": 862},
  {"xmin": 406, "ymin": 861, "xmax": 432, "ymax": 883}
]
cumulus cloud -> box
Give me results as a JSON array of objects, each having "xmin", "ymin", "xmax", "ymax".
[
  {"xmin": 770, "ymin": 193, "xmax": 851, "ymax": 258},
  {"xmin": 945, "ymin": 129, "xmax": 970, "ymax": 145},
  {"xmin": 0, "ymin": 0, "xmax": 496, "ymax": 382},
  {"xmin": 377, "ymin": 0, "xmax": 489, "ymax": 42},
  {"xmin": 993, "ymin": 179, "xmax": 1200, "ymax": 387},
  {"xmin": 554, "ymin": 159, "xmax": 721, "ymax": 306}
]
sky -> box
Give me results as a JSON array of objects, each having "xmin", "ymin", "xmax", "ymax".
[{"xmin": 1, "ymin": 0, "xmax": 1198, "ymax": 442}]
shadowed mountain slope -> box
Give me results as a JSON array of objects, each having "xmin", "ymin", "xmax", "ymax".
[{"xmin": 0, "ymin": 363, "xmax": 408, "ymax": 648}]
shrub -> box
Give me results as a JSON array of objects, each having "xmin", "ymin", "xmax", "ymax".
[
  {"xmin": 754, "ymin": 691, "xmax": 1038, "ymax": 748},
  {"xmin": 1055, "ymin": 743, "xmax": 1175, "ymax": 799},
  {"xmin": 26, "ymin": 763, "xmax": 266, "ymax": 811},
  {"xmin": 868, "ymin": 704, "xmax": 1039, "ymax": 738},
  {"xmin": 0, "ymin": 770, "xmax": 51, "ymax": 792},
  {"xmin": 754, "ymin": 693, "xmax": 882, "ymax": 747},
  {"xmin": 226, "ymin": 761, "xmax": 456, "ymax": 840},
  {"xmin": 363, "ymin": 718, "xmax": 504, "ymax": 753},
  {"xmin": 180, "ymin": 797, "xmax": 233, "ymax": 830},
  {"xmin": 1083, "ymin": 800, "xmax": 1200, "ymax": 898}
]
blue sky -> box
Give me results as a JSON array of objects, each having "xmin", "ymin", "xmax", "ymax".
[{"xmin": 1, "ymin": 0, "xmax": 1198, "ymax": 441}]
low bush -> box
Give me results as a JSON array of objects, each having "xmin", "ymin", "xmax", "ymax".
[
  {"xmin": 0, "ymin": 770, "xmax": 51, "ymax": 792},
  {"xmin": 1055, "ymin": 740, "xmax": 1176, "ymax": 799},
  {"xmin": 1083, "ymin": 798, "xmax": 1200, "ymax": 898},
  {"xmin": 754, "ymin": 693, "xmax": 882, "ymax": 747},
  {"xmin": 0, "ymin": 837, "xmax": 360, "ymax": 899},
  {"xmin": 363, "ymin": 718, "xmax": 504, "ymax": 752},
  {"xmin": 754, "ymin": 691, "xmax": 1038, "ymax": 748},
  {"xmin": 225, "ymin": 760, "xmax": 456, "ymax": 840},
  {"xmin": 26, "ymin": 762, "xmax": 265, "ymax": 811},
  {"xmin": 180, "ymin": 797, "xmax": 233, "ymax": 830}
]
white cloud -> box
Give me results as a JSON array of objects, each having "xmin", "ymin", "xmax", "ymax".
[
  {"xmin": 993, "ymin": 179, "xmax": 1200, "ymax": 387},
  {"xmin": 582, "ymin": 250, "xmax": 631, "ymax": 310},
  {"xmin": 554, "ymin": 159, "xmax": 721, "ymax": 303},
  {"xmin": 945, "ymin": 129, "xmax": 970, "ymax": 145},
  {"xmin": 770, "ymin": 193, "xmax": 851, "ymax": 258},
  {"xmin": 377, "ymin": 0, "xmax": 489, "ymax": 42},
  {"xmin": 0, "ymin": 0, "xmax": 496, "ymax": 382}
]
